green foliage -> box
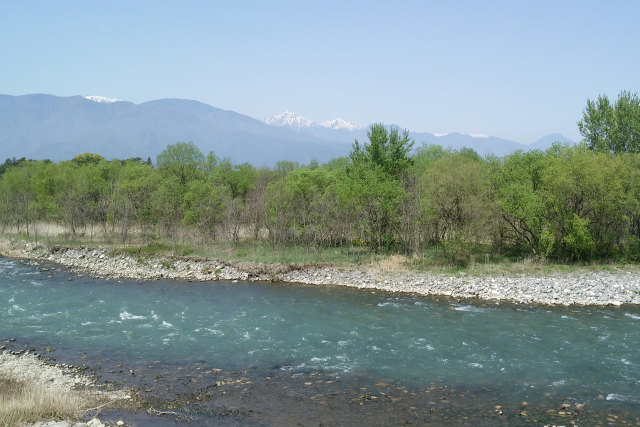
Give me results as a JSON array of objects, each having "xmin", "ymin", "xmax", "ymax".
[
  {"xmin": 71, "ymin": 152, "xmax": 105, "ymax": 166},
  {"xmin": 539, "ymin": 227, "xmax": 555, "ymax": 258},
  {"xmin": 181, "ymin": 245, "xmax": 195, "ymax": 256},
  {"xmin": 121, "ymin": 242, "xmax": 170, "ymax": 257},
  {"xmin": 181, "ymin": 179, "xmax": 227, "ymax": 239},
  {"xmin": 273, "ymin": 160, "xmax": 299, "ymax": 178},
  {"xmin": 0, "ymin": 165, "xmax": 36, "ymax": 234},
  {"xmin": 621, "ymin": 235, "xmax": 640, "ymax": 262},
  {"xmin": 266, "ymin": 166, "xmax": 336, "ymax": 253},
  {"xmin": 414, "ymin": 144, "xmax": 447, "ymax": 169},
  {"xmin": 441, "ymin": 238, "xmax": 472, "ymax": 267},
  {"xmin": 341, "ymin": 123, "xmax": 415, "ymax": 252},
  {"xmin": 2, "ymin": 122, "xmax": 640, "ymax": 266},
  {"xmin": 563, "ymin": 214, "xmax": 594, "ymax": 261},
  {"xmin": 493, "ymin": 145, "xmax": 633, "ymax": 261},
  {"xmin": 419, "ymin": 152, "xmax": 491, "ymax": 245},
  {"xmin": 350, "ymin": 123, "xmax": 414, "ymax": 180},
  {"xmin": 0, "ymin": 157, "xmax": 28, "ymax": 176},
  {"xmin": 493, "ymin": 150, "xmax": 547, "ymax": 254},
  {"xmin": 342, "ymin": 161, "xmax": 404, "ymax": 252},
  {"xmin": 160, "ymin": 260, "xmax": 175, "ymax": 270},
  {"xmin": 156, "ymin": 142, "xmax": 205, "ymax": 185},
  {"xmin": 214, "ymin": 161, "xmax": 256, "ymax": 199},
  {"xmin": 578, "ymin": 90, "xmax": 640, "ymax": 153},
  {"xmin": 152, "ymin": 175, "xmax": 183, "ymax": 234},
  {"xmin": 322, "ymin": 156, "xmax": 350, "ymax": 170}
]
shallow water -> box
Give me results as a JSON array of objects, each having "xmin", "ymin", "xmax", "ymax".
[{"xmin": 2, "ymin": 257, "xmax": 640, "ymax": 424}]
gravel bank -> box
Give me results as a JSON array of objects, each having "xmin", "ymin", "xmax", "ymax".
[
  {"xmin": 0, "ymin": 350, "xmax": 131, "ymax": 427},
  {"xmin": 2, "ymin": 239, "xmax": 639, "ymax": 306},
  {"xmin": 0, "ymin": 351, "xmax": 129, "ymax": 400}
]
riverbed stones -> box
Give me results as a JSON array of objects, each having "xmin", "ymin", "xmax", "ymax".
[
  {"xmin": 2, "ymin": 239, "xmax": 640, "ymax": 306},
  {"xmin": 87, "ymin": 419, "xmax": 105, "ymax": 427}
]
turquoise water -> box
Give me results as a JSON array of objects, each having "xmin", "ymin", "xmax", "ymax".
[{"xmin": 2, "ymin": 256, "xmax": 640, "ymax": 422}]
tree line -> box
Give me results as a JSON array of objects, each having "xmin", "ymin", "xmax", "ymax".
[{"xmin": 1, "ymin": 91, "xmax": 639, "ymax": 265}]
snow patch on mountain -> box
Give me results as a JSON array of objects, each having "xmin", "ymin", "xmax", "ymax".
[
  {"xmin": 264, "ymin": 111, "xmax": 314, "ymax": 130},
  {"xmin": 84, "ymin": 95, "xmax": 121, "ymax": 103},
  {"xmin": 319, "ymin": 118, "xmax": 364, "ymax": 131},
  {"xmin": 265, "ymin": 111, "xmax": 364, "ymax": 131}
]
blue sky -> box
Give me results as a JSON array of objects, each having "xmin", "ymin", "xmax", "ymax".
[{"xmin": 2, "ymin": 0, "xmax": 638, "ymax": 142}]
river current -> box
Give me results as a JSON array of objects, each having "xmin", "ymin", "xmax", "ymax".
[{"xmin": 1, "ymin": 256, "xmax": 639, "ymax": 424}]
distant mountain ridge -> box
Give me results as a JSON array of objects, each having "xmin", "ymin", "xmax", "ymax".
[
  {"xmin": 264, "ymin": 111, "xmax": 575, "ymax": 154},
  {"xmin": 84, "ymin": 95, "xmax": 121, "ymax": 103},
  {"xmin": 265, "ymin": 111, "xmax": 364, "ymax": 131},
  {"xmin": 0, "ymin": 94, "xmax": 349, "ymax": 165},
  {"xmin": 0, "ymin": 94, "xmax": 575, "ymax": 165}
]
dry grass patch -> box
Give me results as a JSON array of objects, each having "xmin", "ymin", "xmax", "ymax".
[
  {"xmin": 366, "ymin": 254, "xmax": 411, "ymax": 273},
  {"xmin": 0, "ymin": 375, "xmax": 104, "ymax": 426},
  {"xmin": 0, "ymin": 352, "xmax": 134, "ymax": 427}
]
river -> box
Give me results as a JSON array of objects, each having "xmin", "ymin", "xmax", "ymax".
[{"xmin": 1, "ymin": 257, "xmax": 639, "ymax": 425}]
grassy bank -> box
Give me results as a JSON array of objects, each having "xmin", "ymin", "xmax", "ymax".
[{"xmin": 3, "ymin": 226, "xmax": 636, "ymax": 278}]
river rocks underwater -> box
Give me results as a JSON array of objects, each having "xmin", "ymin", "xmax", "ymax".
[{"xmin": 2, "ymin": 257, "xmax": 640, "ymax": 425}]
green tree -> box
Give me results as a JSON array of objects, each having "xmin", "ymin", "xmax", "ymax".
[
  {"xmin": 213, "ymin": 161, "xmax": 257, "ymax": 245},
  {"xmin": 420, "ymin": 152, "xmax": 491, "ymax": 246},
  {"xmin": 266, "ymin": 167, "xmax": 332, "ymax": 251},
  {"xmin": 0, "ymin": 157, "xmax": 27, "ymax": 176},
  {"xmin": 493, "ymin": 150, "xmax": 547, "ymax": 255},
  {"xmin": 343, "ymin": 124, "xmax": 414, "ymax": 252},
  {"xmin": 55, "ymin": 162, "xmax": 88, "ymax": 234},
  {"xmin": 0, "ymin": 165, "xmax": 36, "ymax": 235},
  {"xmin": 413, "ymin": 144, "xmax": 448, "ymax": 170},
  {"xmin": 156, "ymin": 142, "xmax": 205, "ymax": 185},
  {"xmin": 351, "ymin": 123, "xmax": 414, "ymax": 180},
  {"xmin": 578, "ymin": 90, "xmax": 640, "ymax": 153},
  {"xmin": 72, "ymin": 152, "xmax": 105, "ymax": 166},
  {"xmin": 29, "ymin": 161, "xmax": 59, "ymax": 225},
  {"xmin": 112, "ymin": 162, "xmax": 158, "ymax": 242},
  {"xmin": 494, "ymin": 145, "xmax": 632, "ymax": 260},
  {"xmin": 541, "ymin": 146, "xmax": 629, "ymax": 260},
  {"xmin": 340, "ymin": 161, "xmax": 404, "ymax": 252},
  {"xmin": 182, "ymin": 179, "xmax": 227, "ymax": 240}
]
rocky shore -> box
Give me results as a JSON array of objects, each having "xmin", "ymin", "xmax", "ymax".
[
  {"xmin": 2, "ymin": 239, "xmax": 640, "ymax": 306},
  {"xmin": 0, "ymin": 350, "xmax": 132, "ymax": 427}
]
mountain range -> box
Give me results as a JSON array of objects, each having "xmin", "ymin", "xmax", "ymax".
[
  {"xmin": 264, "ymin": 111, "xmax": 574, "ymax": 155},
  {"xmin": 0, "ymin": 94, "xmax": 575, "ymax": 166}
]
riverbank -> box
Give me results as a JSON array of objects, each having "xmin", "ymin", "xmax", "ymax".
[
  {"xmin": 0, "ymin": 348, "xmax": 134, "ymax": 426},
  {"xmin": 1, "ymin": 239, "xmax": 639, "ymax": 306}
]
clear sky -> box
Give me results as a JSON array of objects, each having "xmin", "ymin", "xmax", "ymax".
[{"xmin": 1, "ymin": 0, "xmax": 638, "ymax": 142}]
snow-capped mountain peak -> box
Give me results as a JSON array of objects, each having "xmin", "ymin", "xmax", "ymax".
[
  {"xmin": 319, "ymin": 118, "xmax": 364, "ymax": 131},
  {"xmin": 264, "ymin": 111, "xmax": 314, "ymax": 130},
  {"xmin": 265, "ymin": 111, "xmax": 363, "ymax": 131},
  {"xmin": 84, "ymin": 95, "xmax": 121, "ymax": 103}
]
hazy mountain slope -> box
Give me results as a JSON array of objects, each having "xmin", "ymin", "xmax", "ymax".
[
  {"xmin": 409, "ymin": 132, "xmax": 524, "ymax": 155},
  {"xmin": 0, "ymin": 94, "xmax": 350, "ymax": 165},
  {"xmin": 0, "ymin": 94, "xmax": 575, "ymax": 165},
  {"xmin": 528, "ymin": 133, "xmax": 576, "ymax": 150}
]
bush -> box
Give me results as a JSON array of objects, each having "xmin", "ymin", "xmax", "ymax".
[
  {"xmin": 181, "ymin": 245, "xmax": 195, "ymax": 256},
  {"xmin": 441, "ymin": 239, "xmax": 471, "ymax": 267},
  {"xmin": 563, "ymin": 215, "xmax": 594, "ymax": 261}
]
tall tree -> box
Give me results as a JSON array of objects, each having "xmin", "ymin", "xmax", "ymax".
[
  {"xmin": 0, "ymin": 165, "xmax": 36, "ymax": 235},
  {"xmin": 156, "ymin": 142, "xmax": 205, "ymax": 185},
  {"xmin": 351, "ymin": 123, "xmax": 414, "ymax": 180},
  {"xmin": 578, "ymin": 91, "xmax": 640, "ymax": 153}
]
